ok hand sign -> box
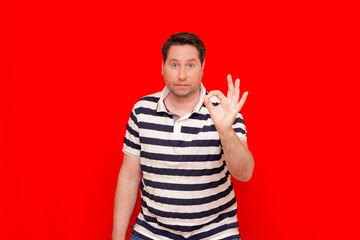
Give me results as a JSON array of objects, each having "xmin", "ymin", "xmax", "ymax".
[{"xmin": 203, "ymin": 74, "xmax": 248, "ymax": 135}]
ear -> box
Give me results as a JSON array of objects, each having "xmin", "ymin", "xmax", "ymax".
[
  {"xmin": 161, "ymin": 61, "xmax": 164, "ymax": 76},
  {"xmin": 202, "ymin": 59, "xmax": 205, "ymax": 72}
]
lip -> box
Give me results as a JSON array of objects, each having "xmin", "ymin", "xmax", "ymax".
[{"xmin": 175, "ymin": 84, "xmax": 189, "ymax": 87}]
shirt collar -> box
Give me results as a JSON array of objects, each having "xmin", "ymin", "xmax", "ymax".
[{"xmin": 157, "ymin": 83, "xmax": 206, "ymax": 114}]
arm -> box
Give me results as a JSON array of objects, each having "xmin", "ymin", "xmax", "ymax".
[
  {"xmin": 204, "ymin": 74, "xmax": 254, "ymax": 182},
  {"xmin": 218, "ymin": 129, "xmax": 254, "ymax": 181},
  {"xmin": 112, "ymin": 154, "xmax": 142, "ymax": 240}
]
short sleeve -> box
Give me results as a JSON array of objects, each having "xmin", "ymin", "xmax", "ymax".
[
  {"xmin": 122, "ymin": 108, "xmax": 141, "ymax": 157},
  {"xmin": 233, "ymin": 111, "xmax": 247, "ymax": 142}
]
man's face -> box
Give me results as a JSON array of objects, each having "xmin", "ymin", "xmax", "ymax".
[{"xmin": 162, "ymin": 44, "xmax": 204, "ymax": 100}]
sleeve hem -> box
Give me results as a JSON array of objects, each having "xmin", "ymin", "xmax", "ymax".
[{"xmin": 122, "ymin": 147, "xmax": 140, "ymax": 158}]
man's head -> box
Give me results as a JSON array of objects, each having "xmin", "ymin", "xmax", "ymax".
[
  {"xmin": 161, "ymin": 33, "xmax": 206, "ymax": 100},
  {"xmin": 161, "ymin": 32, "xmax": 206, "ymax": 65}
]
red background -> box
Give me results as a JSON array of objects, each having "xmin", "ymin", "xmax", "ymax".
[{"xmin": 1, "ymin": 1, "xmax": 359, "ymax": 239}]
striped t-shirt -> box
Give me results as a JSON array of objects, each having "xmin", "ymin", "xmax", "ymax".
[{"xmin": 123, "ymin": 83, "xmax": 247, "ymax": 240}]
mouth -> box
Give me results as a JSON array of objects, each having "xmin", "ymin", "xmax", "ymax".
[{"xmin": 175, "ymin": 84, "xmax": 189, "ymax": 87}]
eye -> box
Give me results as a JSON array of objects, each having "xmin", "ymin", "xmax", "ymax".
[
  {"xmin": 188, "ymin": 64, "xmax": 194, "ymax": 68},
  {"xmin": 171, "ymin": 63, "xmax": 178, "ymax": 68}
]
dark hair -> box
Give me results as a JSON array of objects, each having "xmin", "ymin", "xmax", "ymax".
[{"xmin": 161, "ymin": 32, "xmax": 206, "ymax": 64}]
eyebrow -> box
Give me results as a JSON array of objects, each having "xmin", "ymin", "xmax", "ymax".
[{"xmin": 169, "ymin": 58, "xmax": 197, "ymax": 62}]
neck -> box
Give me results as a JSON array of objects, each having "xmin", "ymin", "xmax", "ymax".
[{"xmin": 164, "ymin": 88, "xmax": 201, "ymax": 118}]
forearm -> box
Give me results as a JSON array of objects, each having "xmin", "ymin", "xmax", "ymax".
[
  {"xmin": 219, "ymin": 129, "xmax": 254, "ymax": 181},
  {"xmin": 112, "ymin": 172, "xmax": 141, "ymax": 240}
]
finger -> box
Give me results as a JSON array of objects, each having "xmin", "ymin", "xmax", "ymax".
[
  {"xmin": 233, "ymin": 78, "xmax": 240, "ymax": 102},
  {"xmin": 207, "ymin": 90, "xmax": 226, "ymax": 101},
  {"xmin": 203, "ymin": 95, "xmax": 216, "ymax": 113},
  {"xmin": 236, "ymin": 91, "xmax": 248, "ymax": 112},
  {"xmin": 227, "ymin": 74, "xmax": 234, "ymax": 98}
]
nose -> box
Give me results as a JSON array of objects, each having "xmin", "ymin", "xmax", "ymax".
[{"xmin": 178, "ymin": 66, "xmax": 187, "ymax": 81}]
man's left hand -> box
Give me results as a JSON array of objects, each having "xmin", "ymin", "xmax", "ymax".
[{"xmin": 203, "ymin": 74, "xmax": 248, "ymax": 135}]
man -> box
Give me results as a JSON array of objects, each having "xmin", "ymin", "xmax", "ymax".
[{"xmin": 112, "ymin": 32, "xmax": 254, "ymax": 240}]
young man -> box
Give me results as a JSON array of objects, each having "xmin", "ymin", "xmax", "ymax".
[{"xmin": 112, "ymin": 32, "xmax": 254, "ymax": 240}]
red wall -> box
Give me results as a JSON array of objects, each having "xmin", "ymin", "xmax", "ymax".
[{"xmin": 2, "ymin": 1, "xmax": 359, "ymax": 239}]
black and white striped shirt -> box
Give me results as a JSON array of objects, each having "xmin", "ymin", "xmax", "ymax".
[{"xmin": 123, "ymin": 83, "xmax": 247, "ymax": 240}]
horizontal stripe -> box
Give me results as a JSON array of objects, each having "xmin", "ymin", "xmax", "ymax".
[
  {"xmin": 139, "ymin": 96, "xmax": 159, "ymax": 103},
  {"xmin": 182, "ymin": 125, "xmax": 217, "ymax": 134},
  {"xmin": 234, "ymin": 128, "xmax": 246, "ymax": 134},
  {"xmin": 143, "ymin": 171, "xmax": 230, "ymax": 191},
  {"xmin": 138, "ymin": 129, "xmax": 221, "ymax": 143},
  {"xmin": 141, "ymin": 190, "xmax": 236, "ymax": 221},
  {"xmin": 135, "ymin": 219, "xmax": 184, "ymax": 240},
  {"xmin": 233, "ymin": 116, "xmax": 245, "ymax": 125},
  {"xmin": 126, "ymin": 124, "xmax": 139, "ymax": 138},
  {"xmin": 140, "ymin": 151, "xmax": 222, "ymax": 162},
  {"xmin": 138, "ymin": 122, "xmax": 173, "ymax": 132},
  {"xmin": 130, "ymin": 111, "xmax": 138, "ymax": 125},
  {"xmin": 137, "ymin": 144, "xmax": 222, "ymax": 157},
  {"xmin": 124, "ymin": 137, "xmax": 140, "ymax": 150},
  {"xmin": 135, "ymin": 106, "xmax": 173, "ymax": 118},
  {"xmin": 140, "ymin": 159, "xmax": 223, "ymax": 172},
  {"xmin": 188, "ymin": 112, "xmax": 211, "ymax": 121},
  {"xmin": 146, "ymin": 209, "xmax": 237, "ymax": 233},
  {"xmin": 141, "ymin": 184, "xmax": 233, "ymax": 205},
  {"xmin": 139, "ymin": 136, "xmax": 220, "ymax": 147},
  {"xmin": 141, "ymin": 164, "xmax": 224, "ymax": 176},
  {"xmin": 140, "ymin": 177, "xmax": 233, "ymax": 200},
  {"xmin": 137, "ymin": 203, "xmax": 238, "ymax": 234},
  {"xmin": 188, "ymin": 222, "xmax": 239, "ymax": 240},
  {"xmin": 135, "ymin": 107, "xmax": 157, "ymax": 116},
  {"xmin": 135, "ymin": 212, "xmax": 239, "ymax": 240},
  {"xmin": 141, "ymin": 196, "xmax": 236, "ymax": 219},
  {"xmin": 142, "ymin": 171, "xmax": 228, "ymax": 186}
]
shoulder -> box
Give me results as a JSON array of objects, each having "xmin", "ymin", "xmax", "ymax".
[
  {"xmin": 137, "ymin": 91, "xmax": 161, "ymax": 104},
  {"xmin": 132, "ymin": 91, "xmax": 161, "ymax": 109}
]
